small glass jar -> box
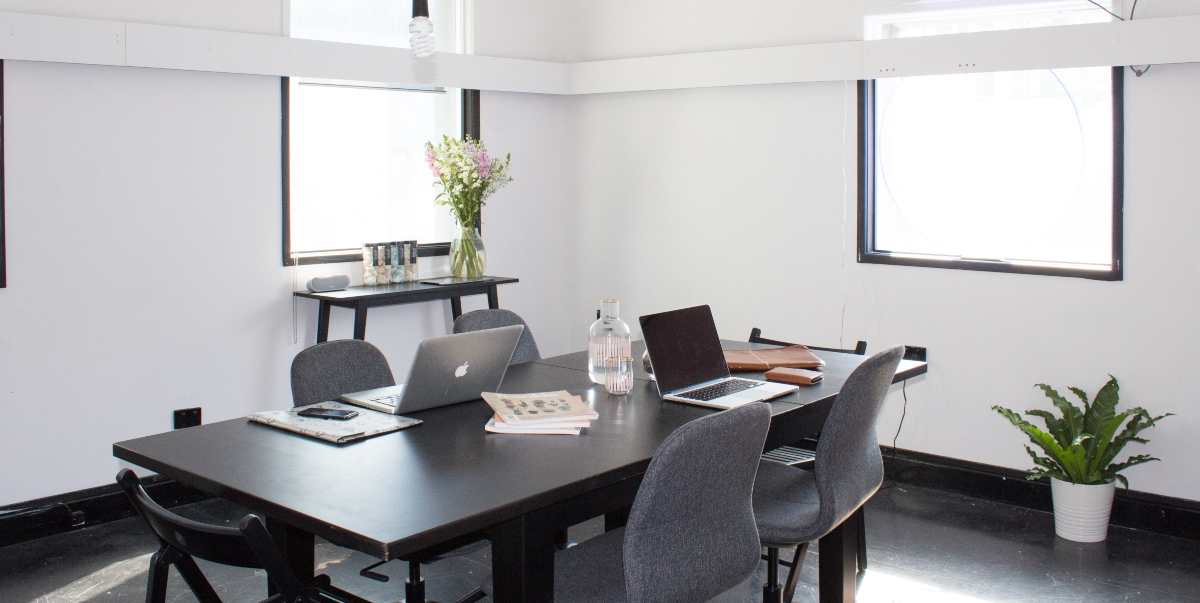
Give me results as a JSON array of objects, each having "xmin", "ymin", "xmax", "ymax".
[
  {"xmin": 362, "ymin": 245, "xmax": 378, "ymax": 286},
  {"xmin": 588, "ymin": 298, "xmax": 632, "ymax": 385},
  {"xmin": 604, "ymin": 356, "xmax": 634, "ymax": 395}
]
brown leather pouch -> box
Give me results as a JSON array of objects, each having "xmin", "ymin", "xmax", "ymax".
[
  {"xmin": 764, "ymin": 367, "xmax": 824, "ymax": 386},
  {"xmin": 724, "ymin": 346, "xmax": 825, "ymax": 372}
]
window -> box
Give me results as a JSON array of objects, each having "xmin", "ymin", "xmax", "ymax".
[
  {"xmin": 283, "ymin": 0, "xmax": 476, "ymax": 266},
  {"xmin": 859, "ymin": 3, "xmax": 1124, "ymax": 280}
]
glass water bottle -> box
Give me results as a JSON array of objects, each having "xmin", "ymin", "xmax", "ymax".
[{"xmin": 588, "ymin": 299, "xmax": 632, "ymax": 385}]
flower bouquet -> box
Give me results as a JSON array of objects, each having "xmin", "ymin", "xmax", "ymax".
[{"xmin": 425, "ymin": 135, "xmax": 512, "ymax": 278}]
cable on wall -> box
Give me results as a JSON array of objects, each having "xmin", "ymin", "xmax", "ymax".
[
  {"xmin": 838, "ymin": 78, "xmax": 850, "ymax": 350},
  {"xmin": 1084, "ymin": 0, "xmax": 1152, "ymax": 76}
]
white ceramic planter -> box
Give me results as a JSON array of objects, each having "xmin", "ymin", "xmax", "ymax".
[{"xmin": 1050, "ymin": 478, "xmax": 1116, "ymax": 542}]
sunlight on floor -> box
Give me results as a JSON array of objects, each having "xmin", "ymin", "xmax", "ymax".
[
  {"xmin": 858, "ymin": 568, "xmax": 995, "ymax": 603},
  {"xmin": 31, "ymin": 553, "xmax": 152, "ymax": 603}
]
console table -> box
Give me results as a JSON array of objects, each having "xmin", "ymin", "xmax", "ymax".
[{"xmin": 293, "ymin": 276, "xmax": 519, "ymax": 342}]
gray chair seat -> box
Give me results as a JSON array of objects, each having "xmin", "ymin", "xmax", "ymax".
[
  {"xmin": 753, "ymin": 460, "xmax": 821, "ymax": 546},
  {"xmin": 553, "ymin": 403, "xmax": 771, "ymax": 602},
  {"xmin": 555, "ymin": 528, "xmax": 629, "ymax": 602}
]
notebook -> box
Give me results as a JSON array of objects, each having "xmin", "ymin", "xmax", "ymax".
[
  {"xmin": 724, "ymin": 346, "xmax": 825, "ymax": 372},
  {"xmin": 249, "ymin": 402, "xmax": 422, "ymax": 444}
]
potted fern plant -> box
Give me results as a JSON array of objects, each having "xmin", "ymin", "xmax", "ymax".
[{"xmin": 993, "ymin": 376, "xmax": 1171, "ymax": 543}]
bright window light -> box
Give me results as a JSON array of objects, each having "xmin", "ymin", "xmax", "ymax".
[
  {"xmin": 288, "ymin": 81, "xmax": 461, "ymax": 254},
  {"xmin": 861, "ymin": 1, "xmax": 1122, "ymax": 277},
  {"xmin": 284, "ymin": 1, "xmax": 469, "ymax": 262}
]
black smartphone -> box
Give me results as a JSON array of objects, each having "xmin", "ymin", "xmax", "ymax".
[{"xmin": 297, "ymin": 407, "xmax": 359, "ymax": 421}]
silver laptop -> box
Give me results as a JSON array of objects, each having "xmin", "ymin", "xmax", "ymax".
[
  {"xmin": 339, "ymin": 325, "xmax": 524, "ymax": 414},
  {"xmin": 640, "ymin": 305, "xmax": 798, "ymax": 410}
]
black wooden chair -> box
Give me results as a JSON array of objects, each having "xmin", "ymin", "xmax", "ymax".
[
  {"xmin": 747, "ymin": 328, "xmax": 871, "ymax": 590},
  {"xmin": 116, "ymin": 469, "xmax": 352, "ymax": 603}
]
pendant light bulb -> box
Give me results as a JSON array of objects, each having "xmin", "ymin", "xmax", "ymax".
[{"xmin": 409, "ymin": 0, "xmax": 436, "ymax": 59}]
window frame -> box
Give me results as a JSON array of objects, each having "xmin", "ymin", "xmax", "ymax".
[
  {"xmin": 280, "ymin": 80, "xmax": 481, "ymax": 267},
  {"xmin": 857, "ymin": 67, "xmax": 1125, "ymax": 281},
  {"xmin": 1, "ymin": 60, "xmax": 6, "ymax": 288}
]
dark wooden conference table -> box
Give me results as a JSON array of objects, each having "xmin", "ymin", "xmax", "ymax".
[{"xmin": 114, "ymin": 340, "xmax": 927, "ymax": 603}]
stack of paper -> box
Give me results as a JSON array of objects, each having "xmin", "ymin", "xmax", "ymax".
[{"xmin": 481, "ymin": 391, "xmax": 598, "ymax": 436}]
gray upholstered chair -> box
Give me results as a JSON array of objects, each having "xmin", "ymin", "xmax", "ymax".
[
  {"xmin": 290, "ymin": 339, "xmax": 395, "ymax": 407},
  {"xmin": 453, "ymin": 309, "xmax": 540, "ymax": 364},
  {"xmin": 554, "ymin": 402, "xmax": 771, "ymax": 602},
  {"xmin": 755, "ymin": 345, "xmax": 904, "ymax": 603},
  {"xmin": 288, "ymin": 339, "xmax": 485, "ymax": 603}
]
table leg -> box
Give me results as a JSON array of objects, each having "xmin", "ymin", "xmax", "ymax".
[
  {"xmin": 450, "ymin": 296, "xmax": 463, "ymax": 320},
  {"xmin": 353, "ymin": 304, "xmax": 368, "ymax": 340},
  {"xmin": 489, "ymin": 514, "xmax": 556, "ymax": 603},
  {"xmin": 818, "ymin": 517, "xmax": 858, "ymax": 603},
  {"xmin": 265, "ymin": 518, "xmax": 314, "ymax": 596},
  {"xmin": 487, "ymin": 285, "xmax": 499, "ymax": 309},
  {"xmin": 316, "ymin": 301, "xmax": 331, "ymax": 343}
]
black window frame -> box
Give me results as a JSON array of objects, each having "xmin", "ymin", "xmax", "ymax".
[
  {"xmin": 281, "ymin": 80, "xmax": 481, "ymax": 267},
  {"xmin": 1, "ymin": 60, "xmax": 6, "ymax": 289},
  {"xmin": 857, "ymin": 66, "xmax": 1125, "ymax": 281}
]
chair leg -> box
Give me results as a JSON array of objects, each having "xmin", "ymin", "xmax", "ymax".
[
  {"xmin": 782, "ymin": 544, "xmax": 809, "ymax": 603},
  {"xmin": 406, "ymin": 561, "xmax": 426, "ymax": 603},
  {"xmin": 145, "ymin": 546, "xmax": 172, "ymax": 603},
  {"xmin": 173, "ymin": 553, "xmax": 222, "ymax": 603},
  {"xmin": 855, "ymin": 508, "xmax": 868, "ymax": 579},
  {"xmin": 763, "ymin": 547, "xmax": 782, "ymax": 603}
]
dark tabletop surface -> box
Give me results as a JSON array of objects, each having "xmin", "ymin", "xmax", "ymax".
[
  {"xmin": 113, "ymin": 340, "xmax": 926, "ymax": 560},
  {"xmin": 292, "ymin": 276, "xmax": 518, "ymax": 302}
]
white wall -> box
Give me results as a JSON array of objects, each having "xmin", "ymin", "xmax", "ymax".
[
  {"xmin": 1, "ymin": 0, "xmax": 1196, "ymax": 505},
  {"xmin": 565, "ymin": 1, "xmax": 1200, "ymax": 501},
  {"xmin": 0, "ymin": 1, "xmax": 577, "ymax": 504},
  {"xmin": 0, "ymin": 0, "xmax": 284, "ymax": 34}
]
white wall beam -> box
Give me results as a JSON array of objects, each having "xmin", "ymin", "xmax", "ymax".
[{"xmin": 0, "ymin": 10, "xmax": 1197, "ymax": 95}]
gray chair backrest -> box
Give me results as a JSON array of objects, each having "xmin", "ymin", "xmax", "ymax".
[
  {"xmin": 623, "ymin": 403, "xmax": 771, "ymax": 603},
  {"xmin": 290, "ymin": 340, "xmax": 395, "ymax": 407},
  {"xmin": 812, "ymin": 345, "xmax": 904, "ymax": 532},
  {"xmin": 452, "ymin": 309, "xmax": 541, "ymax": 364}
]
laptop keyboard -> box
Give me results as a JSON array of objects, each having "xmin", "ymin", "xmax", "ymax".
[{"xmin": 678, "ymin": 379, "xmax": 762, "ymax": 402}]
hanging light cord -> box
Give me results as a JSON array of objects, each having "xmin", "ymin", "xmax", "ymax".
[{"xmin": 1083, "ymin": 0, "xmax": 1152, "ymax": 76}]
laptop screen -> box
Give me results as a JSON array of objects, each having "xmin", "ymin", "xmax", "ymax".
[{"xmin": 639, "ymin": 305, "xmax": 731, "ymax": 394}]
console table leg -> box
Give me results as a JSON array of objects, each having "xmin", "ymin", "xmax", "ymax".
[
  {"xmin": 353, "ymin": 304, "xmax": 368, "ymax": 340},
  {"xmin": 316, "ymin": 301, "xmax": 331, "ymax": 343},
  {"xmin": 450, "ymin": 296, "xmax": 463, "ymax": 319},
  {"xmin": 487, "ymin": 285, "xmax": 499, "ymax": 309}
]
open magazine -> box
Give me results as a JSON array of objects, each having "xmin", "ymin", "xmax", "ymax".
[{"xmin": 481, "ymin": 391, "xmax": 598, "ymax": 435}]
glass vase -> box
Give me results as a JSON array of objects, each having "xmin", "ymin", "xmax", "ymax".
[
  {"xmin": 588, "ymin": 299, "xmax": 632, "ymax": 385},
  {"xmin": 451, "ymin": 225, "xmax": 487, "ymax": 278}
]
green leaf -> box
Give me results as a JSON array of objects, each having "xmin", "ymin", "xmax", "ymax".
[
  {"xmin": 1068, "ymin": 386, "xmax": 1090, "ymax": 411},
  {"xmin": 1025, "ymin": 410, "xmax": 1069, "ymax": 447},
  {"xmin": 1036, "ymin": 384, "xmax": 1085, "ymax": 441},
  {"xmin": 994, "ymin": 405, "xmax": 1087, "ymax": 481},
  {"xmin": 1102, "ymin": 454, "xmax": 1160, "ymax": 488},
  {"xmin": 1085, "ymin": 376, "xmax": 1120, "ymax": 442},
  {"xmin": 1087, "ymin": 410, "xmax": 1135, "ymax": 476}
]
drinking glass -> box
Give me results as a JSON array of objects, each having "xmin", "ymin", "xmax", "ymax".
[{"xmin": 604, "ymin": 356, "xmax": 634, "ymax": 396}]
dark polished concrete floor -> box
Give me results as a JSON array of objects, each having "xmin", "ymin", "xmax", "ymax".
[{"xmin": 2, "ymin": 482, "xmax": 1198, "ymax": 602}]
